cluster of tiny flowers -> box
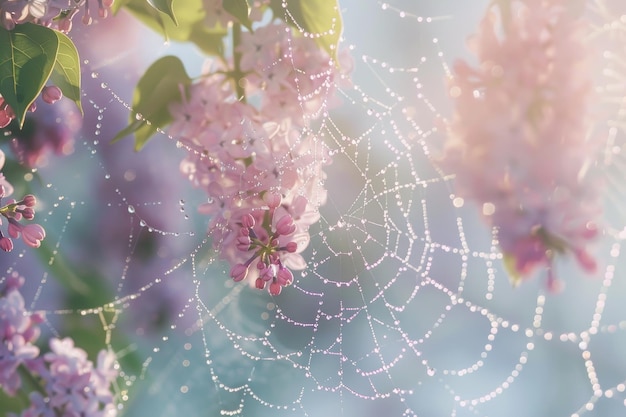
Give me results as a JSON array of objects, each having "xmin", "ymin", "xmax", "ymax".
[
  {"xmin": 6, "ymin": 96, "xmax": 82, "ymax": 167},
  {"xmin": 0, "ymin": 0, "xmax": 114, "ymax": 32},
  {"xmin": 236, "ymin": 21, "xmax": 349, "ymax": 127},
  {"xmin": 440, "ymin": 0, "xmax": 599, "ymax": 291},
  {"xmin": 170, "ymin": 20, "xmax": 349, "ymax": 295},
  {"xmin": 0, "ymin": 272, "xmax": 43, "ymax": 395},
  {"xmin": 0, "ymin": 150, "xmax": 45, "ymax": 251},
  {"xmin": 1, "ymin": 272, "xmax": 118, "ymax": 417}
]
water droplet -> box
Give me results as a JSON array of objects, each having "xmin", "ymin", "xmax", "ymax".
[
  {"xmin": 127, "ymin": 205, "xmax": 135, "ymax": 214},
  {"xmin": 135, "ymin": 113, "xmax": 143, "ymax": 121},
  {"xmin": 91, "ymin": 72, "xmax": 99, "ymax": 78}
]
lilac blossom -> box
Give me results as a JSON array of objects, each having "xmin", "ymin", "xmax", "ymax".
[
  {"xmin": 0, "ymin": 272, "xmax": 43, "ymax": 396},
  {"xmin": 169, "ymin": 20, "xmax": 348, "ymax": 294},
  {"xmin": 7, "ymin": 97, "xmax": 81, "ymax": 168},
  {"xmin": 1, "ymin": 273, "xmax": 118, "ymax": 416},
  {"xmin": 0, "ymin": 0, "xmax": 114, "ymax": 31},
  {"xmin": 441, "ymin": 0, "xmax": 599, "ymax": 291},
  {"xmin": 0, "ymin": 150, "xmax": 46, "ymax": 250}
]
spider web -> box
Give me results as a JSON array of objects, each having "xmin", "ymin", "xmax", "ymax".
[{"xmin": 4, "ymin": 1, "xmax": 626, "ymax": 416}]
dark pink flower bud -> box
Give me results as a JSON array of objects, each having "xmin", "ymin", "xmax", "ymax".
[
  {"xmin": 277, "ymin": 267, "xmax": 293, "ymax": 286},
  {"xmin": 230, "ymin": 264, "xmax": 249, "ymax": 282},
  {"xmin": 21, "ymin": 195, "xmax": 36, "ymax": 207},
  {"xmin": 42, "ymin": 86, "xmax": 62, "ymax": 104},
  {"xmin": 4, "ymin": 104, "xmax": 15, "ymax": 118},
  {"xmin": 20, "ymin": 207, "xmax": 34, "ymax": 220},
  {"xmin": 0, "ymin": 109, "xmax": 11, "ymax": 128},
  {"xmin": 82, "ymin": 13, "xmax": 93, "ymax": 25},
  {"xmin": 0, "ymin": 237, "xmax": 13, "ymax": 252},
  {"xmin": 285, "ymin": 241, "xmax": 298, "ymax": 253},
  {"xmin": 269, "ymin": 281, "xmax": 282, "ymax": 296},
  {"xmin": 255, "ymin": 278, "xmax": 265, "ymax": 290},
  {"xmin": 58, "ymin": 18, "xmax": 73, "ymax": 33}
]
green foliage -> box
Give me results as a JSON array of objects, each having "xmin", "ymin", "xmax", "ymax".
[
  {"xmin": 118, "ymin": 0, "xmax": 226, "ymax": 56},
  {"xmin": 0, "ymin": 24, "xmax": 58, "ymax": 128},
  {"xmin": 223, "ymin": 0, "xmax": 252, "ymax": 30},
  {"xmin": 0, "ymin": 24, "xmax": 82, "ymax": 128},
  {"xmin": 112, "ymin": 56, "xmax": 191, "ymax": 150},
  {"xmin": 270, "ymin": 0, "xmax": 343, "ymax": 61},
  {"xmin": 50, "ymin": 30, "xmax": 83, "ymax": 114},
  {"xmin": 502, "ymin": 252, "xmax": 522, "ymax": 288},
  {"xmin": 150, "ymin": 0, "xmax": 177, "ymax": 24}
]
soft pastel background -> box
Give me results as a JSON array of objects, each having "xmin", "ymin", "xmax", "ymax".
[{"xmin": 3, "ymin": 1, "xmax": 626, "ymax": 416}]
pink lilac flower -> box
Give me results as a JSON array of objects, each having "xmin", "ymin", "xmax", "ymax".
[
  {"xmin": 17, "ymin": 337, "xmax": 118, "ymax": 417},
  {"xmin": 169, "ymin": 21, "xmax": 347, "ymax": 294},
  {"xmin": 0, "ymin": 150, "xmax": 46, "ymax": 251},
  {"xmin": 0, "ymin": 272, "xmax": 44, "ymax": 396},
  {"xmin": 0, "ymin": 0, "xmax": 114, "ymax": 31},
  {"xmin": 238, "ymin": 21, "xmax": 346, "ymax": 126},
  {"xmin": 0, "ymin": 275, "xmax": 117, "ymax": 414},
  {"xmin": 7, "ymin": 97, "xmax": 81, "ymax": 168},
  {"xmin": 440, "ymin": 0, "xmax": 599, "ymax": 291}
]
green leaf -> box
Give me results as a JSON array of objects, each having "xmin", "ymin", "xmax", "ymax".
[
  {"xmin": 122, "ymin": 0, "xmax": 226, "ymax": 56},
  {"xmin": 149, "ymin": 0, "xmax": 177, "ymax": 24},
  {"xmin": 36, "ymin": 238, "xmax": 94, "ymax": 297},
  {"xmin": 111, "ymin": 0, "xmax": 131, "ymax": 13},
  {"xmin": 112, "ymin": 56, "xmax": 191, "ymax": 150},
  {"xmin": 223, "ymin": 0, "xmax": 252, "ymax": 30},
  {"xmin": 502, "ymin": 252, "xmax": 523, "ymax": 288},
  {"xmin": 0, "ymin": 24, "xmax": 59, "ymax": 128},
  {"xmin": 50, "ymin": 30, "xmax": 82, "ymax": 114},
  {"xmin": 271, "ymin": 0, "xmax": 343, "ymax": 61}
]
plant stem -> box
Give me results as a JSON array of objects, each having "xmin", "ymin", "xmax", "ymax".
[
  {"xmin": 232, "ymin": 23, "xmax": 247, "ymax": 104},
  {"xmin": 18, "ymin": 363, "xmax": 47, "ymax": 398}
]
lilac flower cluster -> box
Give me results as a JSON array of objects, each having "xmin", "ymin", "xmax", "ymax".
[
  {"xmin": 169, "ymin": 20, "xmax": 350, "ymax": 295},
  {"xmin": 7, "ymin": 97, "xmax": 82, "ymax": 168},
  {"xmin": 0, "ymin": 150, "xmax": 46, "ymax": 251},
  {"xmin": 1, "ymin": 272, "xmax": 118, "ymax": 417},
  {"xmin": 0, "ymin": 0, "xmax": 114, "ymax": 31},
  {"xmin": 441, "ymin": 0, "xmax": 599, "ymax": 291}
]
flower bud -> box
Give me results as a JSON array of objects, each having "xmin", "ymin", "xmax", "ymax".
[
  {"xmin": 230, "ymin": 264, "xmax": 249, "ymax": 282},
  {"xmin": 0, "ymin": 237, "xmax": 13, "ymax": 252},
  {"xmin": 269, "ymin": 282, "xmax": 282, "ymax": 296},
  {"xmin": 275, "ymin": 214, "xmax": 296, "ymax": 236},
  {"xmin": 42, "ymin": 86, "xmax": 63, "ymax": 104}
]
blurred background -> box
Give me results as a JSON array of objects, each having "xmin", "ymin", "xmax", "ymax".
[{"xmin": 2, "ymin": 1, "xmax": 626, "ymax": 416}]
